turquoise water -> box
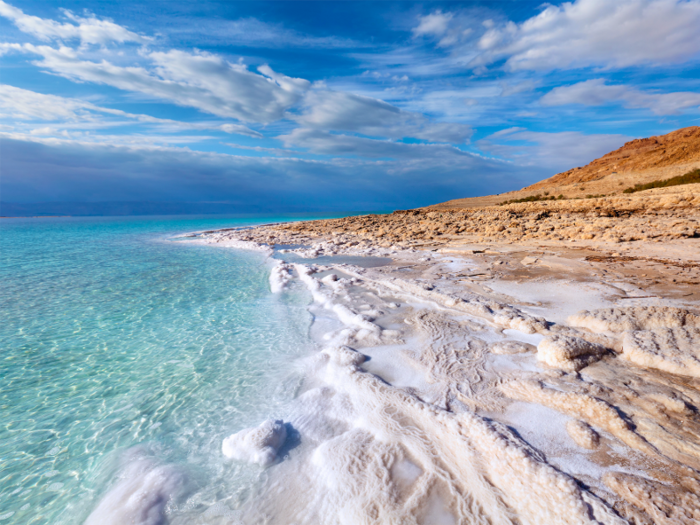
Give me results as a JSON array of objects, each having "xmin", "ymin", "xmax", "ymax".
[{"xmin": 0, "ymin": 215, "xmax": 329, "ymax": 523}]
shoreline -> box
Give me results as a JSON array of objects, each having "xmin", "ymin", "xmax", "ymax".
[{"xmin": 191, "ymin": 191, "xmax": 700, "ymax": 524}]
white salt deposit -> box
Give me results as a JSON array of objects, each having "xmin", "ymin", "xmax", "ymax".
[
  {"xmin": 537, "ymin": 335, "xmax": 606, "ymax": 372},
  {"xmin": 187, "ymin": 228, "xmax": 700, "ymax": 523},
  {"xmin": 490, "ymin": 340, "xmax": 535, "ymax": 355},
  {"xmin": 222, "ymin": 419, "xmax": 287, "ymax": 467},
  {"xmin": 566, "ymin": 420, "xmax": 600, "ymax": 450},
  {"xmin": 84, "ymin": 451, "xmax": 184, "ymax": 525},
  {"xmin": 269, "ymin": 260, "xmax": 293, "ymax": 293},
  {"xmin": 569, "ymin": 306, "xmax": 700, "ymax": 333},
  {"xmin": 622, "ymin": 327, "xmax": 700, "ymax": 377}
]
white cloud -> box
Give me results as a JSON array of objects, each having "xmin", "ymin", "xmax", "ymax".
[
  {"xmin": 295, "ymin": 90, "xmax": 472, "ymax": 143},
  {"xmin": 0, "ymin": 1, "xmax": 150, "ymax": 45},
  {"xmin": 278, "ymin": 128, "xmax": 471, "ymax": 159},
  {"xmin": 500, "ymin": 80, "xmax": 538, "ymax": 97},
  {"xmin": 170, "ymin": 17, "xmax": 365, "ymax": 49},
  {"xmin": 4, "ymin": 43, "xmax": 472, "ymax": 145},
  {"xmin": 421, "ymin": 0, "xmax": 700, "ymax": 71},
  {"xmin": 477, "ymin": 128, "xmax": 631, "ymax": 172},
  {"xmin": 0, "ymin": 84, "xmax": 261, "ymax": 137},
  {"xmin": 413, "ymin": 11, "xmax": 452, "ymax": 37},
  {"xmin": 541, "ymin": 79, "xmax": 700, "ymax": 115},
  {"xmin": 412, "ymin": 10, "xmax": 477, "ymax": 48},
  {"xmin": 14, "ymin": 44, "xmax": 309, "ymax": 123}
]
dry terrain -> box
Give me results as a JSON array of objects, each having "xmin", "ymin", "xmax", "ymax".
[{"xmin": 431, "ymin": 126, "xmax": 700, "ymax": 209}]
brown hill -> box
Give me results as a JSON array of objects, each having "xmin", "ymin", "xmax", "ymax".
[{"xmin": 430, "ymin": 126, "xmax": 700, "ymax": 210}]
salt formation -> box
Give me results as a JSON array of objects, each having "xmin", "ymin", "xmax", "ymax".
[
  {"xmin": 269, "ymin": 260, "xmax": 293, "ymax": 293},
  {"xmin": 192, "ymin": 219, "xmax": 700, "ymax": 524},
  {"xmin": 222, "ymin": 419, "xmax": 287, "ymax": 467},
  {"xmin": 604, "ymin": 472, "xmax": 700, "ymax": 525},
  {"xmin": 500, "ymin": 379, "xmax": 655, "ymax": 455},
  {"xmin": 259, "ymin": 269, "xmax": 626, "ymax": 525},
  {"xmin": 569, "ymin": 307, "xmax": 700, "ymax": 333},
  {"xmin": 294, "ymin": 263, "xmax": 400, "ymax": 346},
  {"xmin": 566, "ymin": 420, "xmax": 600, "ymax": 449},
  {"xmin": 490, "ymin": 340, "xmax": 534, "ymax": 355},
  {"xmin": 622, "ymin": 327, "xmax": 700, "ymax": 377},
  {"xmin": 537, "ymin": 335, "xmax": 607, "ymax": 372},
  {"xmin": 280, "ymin": 345, "xmax": 625, "ymax": 525},
  {"xmin": 84, "ymin": 450, "xmax": 185, "ymax": 525}
]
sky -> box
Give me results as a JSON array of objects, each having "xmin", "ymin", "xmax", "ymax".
[{"xmin": 1, "ymin": 0, "xmax": 700, "ymax": 214}]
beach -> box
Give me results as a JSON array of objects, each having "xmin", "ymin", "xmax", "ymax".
[{"xmin": 189, "ymin": 185, "xmax": 700, "ymax": 524}]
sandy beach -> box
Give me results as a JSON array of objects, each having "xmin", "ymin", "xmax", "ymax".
[{"xmin": 186, "ymin": 182, "xmax": 700, "ymax": 524}]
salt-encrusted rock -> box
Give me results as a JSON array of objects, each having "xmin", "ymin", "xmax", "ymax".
[
  {"xmin": 622, "ymin": 327, "xmax": 700, "ymax": 378},
  {"xmin": 569, "ymin": 307, "xmax": 700, "ymax": 333},
  {"xmin": 269, "ymin": 261, "xmax": 293, "ymax": 293},
  {"xmin": 323, "ymin": 345, "xmax": 366, "ymax": 367},
  {"xmin": 566, "ymin": 420, "xmax": 600, "ymax": 449},
  {"xmin": 537, "ymin": 335, "xmax": 606, "ymax": 372},
  {"xmin": 490, "ymin": 341, "xmax": 535, "ymax": 355},
  {"xmin": 222, "ymin": 419, "xmax": 287, "ymax": 467}
]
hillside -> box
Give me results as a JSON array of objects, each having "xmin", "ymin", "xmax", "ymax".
[{"xmin": 430, "ymin": 126, "xmax": 700, "ymax": 210}]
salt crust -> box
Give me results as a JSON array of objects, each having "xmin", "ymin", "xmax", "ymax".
[
  {"xmin": 189, "ymin": 231, "xmax": 700, "ymax": 523},
  {"xmin": 289, "ymin": 270, "xmax": 624, "ymax": 524},
  {"xmin": 622, "ymin": 328, "xmax": 700, "ymax": 378},
  {"xmin": 501, "ymin": 379, "xmax": 656, "ymax": 456},
  {"xmin": 569, "ymin": 307, "xmax": 700, "ymax": 333},
  {"xmin": 294, "ymin": 264, "xmax": 401, "ymax": 346},
  {"xmin": 269, "ymin": 260, "xmax": 293, "ymax": 293},
  {"xmin": 83, "ymin": 450, "xmax": 185, "ymax": 525},
  {"xmin": 605, "ymin": 472, "xmax": 700, "ymax": 525},
  {"xmin": 340, "ymin": 267, "xmax": 550, "ymax": 336},
  {"xmin": 208, "ymin": 236, "xmax": 274, "ymax": 255},
  {"xmin": 537, "ymin": 335, "xmax": 607, "ymax": 372},
  {"xmin": 566, "ymin": 420, "xmax": 600, "ymax": 450},
  {"xmin": 490, "ymin": 340, "xmax": 535, "ymax": 355},
  {"xmin": 222, "ymin": 419, "xmax": 287, "ymax": 467},
  {"xmin": 304, "ymin": 344, "xmax": 626, "ymax": 525}
]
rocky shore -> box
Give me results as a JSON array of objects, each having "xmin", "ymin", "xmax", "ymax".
[{"xmin": 190, "ymin": 181, "xmax": 700, "ymax": 524}]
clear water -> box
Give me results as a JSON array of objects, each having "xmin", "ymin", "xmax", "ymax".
[{"xmin": 0, "ymin": 215, "xmax": 335, "ymax": 523}]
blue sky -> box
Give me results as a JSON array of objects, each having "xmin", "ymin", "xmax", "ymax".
[{"xmin": 1, "ymin": 0, "xmax": 700, "ymax": 213}]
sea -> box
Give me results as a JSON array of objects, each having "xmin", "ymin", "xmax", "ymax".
[{"xmin": 0, "ymin": 214, "xmax": 346, "ymax": 524}]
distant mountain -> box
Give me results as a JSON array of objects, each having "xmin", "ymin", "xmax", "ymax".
[
  {"xmin": 525, "ymin": 126, "xmax": 700, "ymax": 191},
  {"xmin": 430, "ymin": 126, "xmax": 700, "ymax": 210}
]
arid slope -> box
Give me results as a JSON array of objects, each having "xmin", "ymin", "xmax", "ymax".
[{"xmin": 431, "ymin": 126, "xmax": 700, "ymax": 210}]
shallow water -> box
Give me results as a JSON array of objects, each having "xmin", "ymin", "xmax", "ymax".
[{"xmin": 0, "ymin": 215, "xmax": 339, "ymax": 523}]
